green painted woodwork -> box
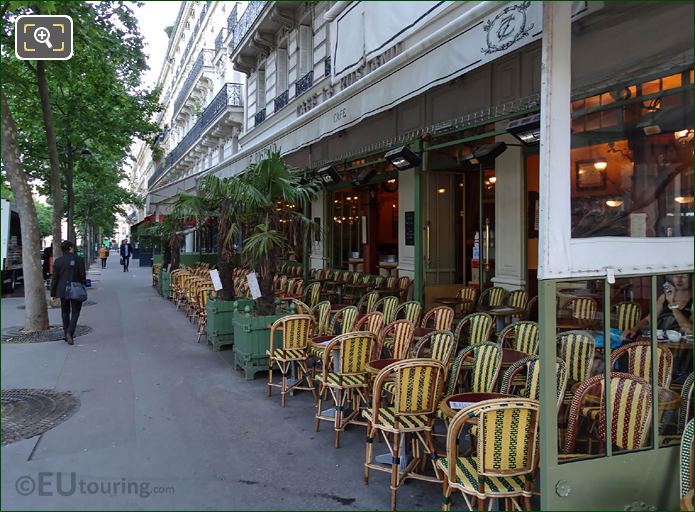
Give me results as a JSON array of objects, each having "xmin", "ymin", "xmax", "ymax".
[
  {"xmin": 205, "ymin": 298, "xmax": 255, "ymax": 351},
  {"xmin": 179, "ymin": 253, "xmax": 218, "ymax": 266},
  {"xmin": 233, "ymin": 312, "xmax": 283, "ymax": 380},
  {"xmin": 153, "ymin": 254, "xmax": 163, "ymax": 265},
  {"xmin": 159, "ymin": 269, "xmax": 171, "ymax": 298},
  {"xmin": 414, "ymin": 139, "xmax": 424, "ymax": 303}
]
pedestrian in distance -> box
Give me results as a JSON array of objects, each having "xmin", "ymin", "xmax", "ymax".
[
  {"xmin": 50, "ymin": 240, "xmax": 87, "ymax": 345},
  {"xmin": 120, "ymin": 238, "xmax": 133, "ymax": 272},
  {"xmin": 99, "ymin": 244, "xmax": 109, "ymax": 269}
]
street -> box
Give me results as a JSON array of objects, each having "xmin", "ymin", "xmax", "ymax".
[{"xmin": 1, "ymin": 259, "xmax": 437, "ymax": 510}]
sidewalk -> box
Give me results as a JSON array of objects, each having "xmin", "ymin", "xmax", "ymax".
[{"xmin": 1, "ymin": 260, "xmax": 438, "ymax": 510}]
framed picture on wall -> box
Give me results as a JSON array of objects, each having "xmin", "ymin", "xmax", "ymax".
[
  {"xmin": 575, "ymin": 160, "xmax": 607, "ymax": 190},
  {"xmin": 527, "ymin": 191, "xmax": 539, "ymax": 238}
]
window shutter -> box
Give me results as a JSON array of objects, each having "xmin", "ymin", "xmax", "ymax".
[
  {"xmin": 256, "ymin": 69, "xmax": 266, "ymax": 108},
  {"xmin": 298, "ymin": 25, "xmax": 313, "ymax": 76},
  {"xmin": 276, "ymin": 48, "xmax": 288, "ymax": 93}
]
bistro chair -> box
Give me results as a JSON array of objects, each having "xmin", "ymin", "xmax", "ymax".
[
  {"xmin": 379, "ymin": 320, "xmax": 416, "ymax": 360},
  {"xmin": 312, "ymin": 300, "xmax": 332, "ymax": 336},
  {"xmin": 611, "ymin": 301, "xmax": 642, "ymax": 332},
  {"xmin": 610, "ymin": 341, "xmax": 673, "ymax": 388},
  {"xmin": 266, "ymin": 315, "xmax": 317, "ymax": 408},
  {"xmin": 413, "ymin": 330, "xmax": 456, "ymax": 367},
  {"xmin": 524, "ymin": 295, "xmax": 538, "ymax": 322},
  {"xmin": 344, "ymin": 273, "xmax": 371, "ymax": 304},
  {"xmin": 374, "ymin": 296, "xmax": 400, "ymax": 324},
  {"xmin": 196, "ymin": 287, "xmax": 215, "ymax": 343},
  {"xmin": 454, "ymin": 286, "xmax": 478, "ymax": 317},
  {"xmin": 453, "ymin": 312, "xmax": 494, "ymax": 351},
  {"xmin": 421, "ymin": 306, "xmax": 455, "ymax": 331},
  {"xmin": 437, "ymin": 398, "xmax": 540, "ymax": 512},
  {"xmin": 452, "ymin": 342, "xmax": 503, "ymax": 394},
  {"xmin": 497, "ymin": 320, "xmax": 540, "ymax": 355},
  {"xmin": 354, "ymin": 311, "xmax": 385, "ymax": 337},
  {"xmin": 315, "ymin": 331, "xmax": 377, "ymax": 448},
  {"xmin": 562, "ymin": 373, "xmax": 652, "ymax": 456},
  {"xmin": 394, "ymin": 300, "xmax": 423, "ymax": 325},
  {"xmin": 357, "ymin": 291, "xmax": 380, "ymax": 314},
  {"xmin": 321, "ymin": 270, "xmax": 342, "ymax": 302},
  {"xmin": 397, "ymin": 276, "xmax": 413, "ymax": 302},
  {"xmin": 303, "ymin": 281, "xmax": 322, "ymax": 308},
  {"xmin": 563, "ymin": 296, "xmax": 598, "ymax": 322},
  {"xmin": 329, "ymin": 305, "xmax": 359, "ymax": 336},
  {"xmin": 477, "ymin": 286, "xmax": 508, "ymax": 310},
  {"xmin": 557, "ymin": 330, "xmax": 596, "ymax": 405},
  {"xmin": 363, "ymin": 359, "xmax": 447, "ymax": 510},
  {"xmin": 501, "ymin": 355, "xmax": 568, "ymax": 410},
  {"xmin": 507, "ymin": 289, "xmax": 529, "ymax": 320},
  {"xmin": 662, "ymin": 373, "xmax": 694, "ymax": 446},
  {"xmin": 289, "ymin": 299, "xmax": 312, "ymax": 315},
  {"xmin": 680, "ymin": 419, "xmax": 694, "ymax": 502}
]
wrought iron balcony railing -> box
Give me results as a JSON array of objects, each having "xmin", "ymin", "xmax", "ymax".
[
  {"xmin": 215, "ymin": 29, "xmax": 225, "ymax": 54},
  {"xmin": 295, "ymin": 70, "xmax": 314, "ymax": 98},
  {"xmin": 148, "ymin": 163, "xmax": 165, "ymax": 189},
  {"xmin": 233, "ymin": 1, "xmax": 264, "ymax": 51},
  {"xmin": 227, "ymin": 3, "xmax": 238, "ymax": 32},
  {"xmin": 274, "ymin": 90, "xmax": 289, "ymax": 113},
  {"xmin": 173, "ymin": 49, "xmax": 214, "ymax": 116},
  {"xmin": 150, "ymin": 83, "xmax": 242, "ymax": 189},
  {"xmin": 254, "ymin": 108, "xmax": 266, "ymax": 127}
]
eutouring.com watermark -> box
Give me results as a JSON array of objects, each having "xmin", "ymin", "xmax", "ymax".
[{"xmin": 15, "ymin": 473, "xmax": 175, "ymax": 499}]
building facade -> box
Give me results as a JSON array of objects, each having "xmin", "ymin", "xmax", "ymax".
[{"xmin": 135, "ymin": 2, "xmax": 694, "ymax": 508}]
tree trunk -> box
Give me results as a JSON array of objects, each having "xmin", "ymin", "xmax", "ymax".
[
  {"xmin": 217, "ymin": 218, "xmax": 236, "ymax": 301},
  {"xmin": 255, "ymin": 248, "xmax": 278, "ymax": 316},
  {"xmin": 1, "ymin": 91, "xmax": 50, "ymax": 331},
  {"xmin": 170, "ymin": 234, "xmax": 181, "ymax": 270},
  {"xmin": 65, "ymin": 149, "xmax": 76, "ymax": 242},
  {"xmin": 35, "ymin": 61, "xmax": 64, "ymax": 258}
]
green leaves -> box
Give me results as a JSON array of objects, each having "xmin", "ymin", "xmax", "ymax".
[{"xmin": 242, "ymin": 223, "xmax": 284, "ymax": 264}]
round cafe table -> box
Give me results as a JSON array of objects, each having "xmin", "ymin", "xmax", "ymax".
[
  {"xmin": 439, "ymin": 392, "xmax": 516, "ymax": 420},
  {"xmin": 502, "ymin": 348, "xmax": 529, "ymax": 368},
  {"xmin": 477, "ymin": 305, "xmax": 526, "ymax": 331}
]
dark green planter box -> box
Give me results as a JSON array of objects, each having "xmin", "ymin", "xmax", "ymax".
[
  {"xmin": 159, "ymin": 270, "xmax": 171, "ymax": 298},
  {"xmin": 179, "ymin": 253, "xmax": 218, "ymax": 267},
  {"xmin": 233, "ymin": 312, "xmax": 283, "ymax": 380},
  {"xmin": 205, "ymin": 298, "xmax": 255, "ymax": 351}
]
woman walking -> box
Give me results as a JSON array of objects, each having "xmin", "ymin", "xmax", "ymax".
[
  {"xmin": 99, "ymin": 244, "xmax": 109, "ymax": 269},
  {"xmin": 50, "ymin": 240, "xmax": 87, "ymax": 345}
]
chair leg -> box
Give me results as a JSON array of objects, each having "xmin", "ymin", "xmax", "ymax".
[
  {"xmin": 364, "ymin": 424, "xmax": 373, "ymax": 484},
  {"xmin": 441, "ymin": 479, "xmax": 452, "ymax": 511},
  {"xmin": 390, "ymin": 431, "xmax": 400, "ymax": 511},
  {"xmin": 267, "ymin": 360, "xmax": 273, "ymax": 397},
  {"xmin": 315, "ymin": 387, "xmax": 324, "ymax": 432},
  {"xmin": 334, "ymin": 389, "xmax": 343, "ymax": 448},
  {"xmin": 477, "ymin": 484, "xmax": 485, "ymax": 512},
  {"xmin": 281, "ymin": 365, "xmax": 287, "ymax": 408}
]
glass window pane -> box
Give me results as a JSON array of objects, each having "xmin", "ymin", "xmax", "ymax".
[{"xmin": 557, "ymin": 279, "xmax": 605, "ymax": 462}]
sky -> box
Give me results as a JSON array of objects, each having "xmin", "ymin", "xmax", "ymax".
[{"xmin": 133, "ymin": 1, "xmax": 181, "ymax": 89}]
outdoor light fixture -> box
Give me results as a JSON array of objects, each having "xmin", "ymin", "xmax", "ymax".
[
  {"xmin": 317, "ymin": 165, "xmax": 341, "ymax": 186},
  {"xmin": 506, "ymin": 113, "xmax": 541, "ymax": 145},
  {"xmin": 605, "ymin": 198, "xmax": 624, "ymax": 208},
  {"xmin": 352, "ymin": 169, "xmax": 376, "ymax": 186},
  {"xmin": 384, "ymin": 146, "xmax": 421, "ymax": 170},
  {"xmin": 594, "ymin": 161, "xmax": 608, "ymax": 171},
  {"xmin": 460, "ymin": 142, "xmax": 508, "ymax": 171}
]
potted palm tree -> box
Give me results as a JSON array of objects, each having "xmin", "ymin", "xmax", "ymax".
[
  {"xmin": 142, "ymin": 215, "xmax": 183, "ymax": 297},
  {"xmin": 172, "ymin": 176, "xmax": 252, "ymax": 350},
  {"xmin": 232, "ymin": 151, "xmax": 318, "ymax": 379}
]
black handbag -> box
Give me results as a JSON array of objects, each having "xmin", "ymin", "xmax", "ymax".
[{"xmin": 64, "ymin": 257, "xmax": 88, "ymax": 302}]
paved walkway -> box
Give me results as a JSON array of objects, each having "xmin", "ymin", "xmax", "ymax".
[{"xmin": 1, "ymin": 258, "xmax": 439, "ymax": 510}]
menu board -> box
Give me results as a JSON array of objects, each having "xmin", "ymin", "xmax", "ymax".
[{"xmin": 405, "ymin": 211, "xmax": 415, "ymax": 246}]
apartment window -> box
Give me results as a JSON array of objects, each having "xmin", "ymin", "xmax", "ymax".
[
  {"xmin": 276, "ymin": 45, "xmax": 288, "ymax": 94},
  {"xmin": 298, "ymin": 25, "xmax": 313, "ymax": 76},
  {"xmin": 256, "ymin": 67, "xmax": 266, "ymax": 109}
]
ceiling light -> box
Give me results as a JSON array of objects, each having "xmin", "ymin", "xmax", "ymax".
[
  {"xmin": 488, "ymin": 176, "xmax": 497, "ymax": 184},
  {"xmin": 387, "ymin": 179, "xmax": 396, "ymax": 184},
  {"xmin": 317, "ymin": 166, "xmax": 341, "ymax": 186},
  {"xmin": 437, "ymin": 188, "xmax": 446, "ymax": 194},
  {"xmin": 675, "ymin": 196, "xmax": 694, "ymax": 204},
  {"xmin": 385, "ymin": 146, "xmax": 422, "ymax": 170},
  {"xmin": 606, "ymin": 199, "xmax": 624, "ymax": 208},
  {"xmin": 506, "ymin": 113, "xmax": 541, "ymax": 145},
  {"xmin": 594, "ymin": 161, "xmax": 608, "ymax": 171},
  {"xmin": 675, "ymin": 129, "xmax": 694, "ymax": 143}
]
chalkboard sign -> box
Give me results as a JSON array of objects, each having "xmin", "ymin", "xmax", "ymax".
[{"xmin": 405, "ymin": 211, "xmax": 415, "ymax": 246}]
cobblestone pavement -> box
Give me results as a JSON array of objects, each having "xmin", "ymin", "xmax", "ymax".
[{"xmin": 1, "ymin": 259, "xmax": 442, "ymax": 510}]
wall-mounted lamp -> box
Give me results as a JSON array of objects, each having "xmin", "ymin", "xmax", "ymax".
[
  {"xmin": 605, "ymin": 198, "xmax": 624, "ymax": 208},
  {"xmin": 506, "ymin": 113, "xmax": 541, "ymax": 145},
  {"xmin": 593, "ymin": 161, "xmax": 608, "ymax": 171},
  {"xmin": 460, "ymin": 142, "xmax": 508, "ymax": 171},
  {"xmin": 384, "ymin": 146, "xmax": 421, "ymax": 170},
  {"xmin": 317, "ymin": 165, "xmax": 341, "ymax": 186},
  {"xmin": 352, "ymin": 169, "xmax": 376, "ymax": 186}
]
